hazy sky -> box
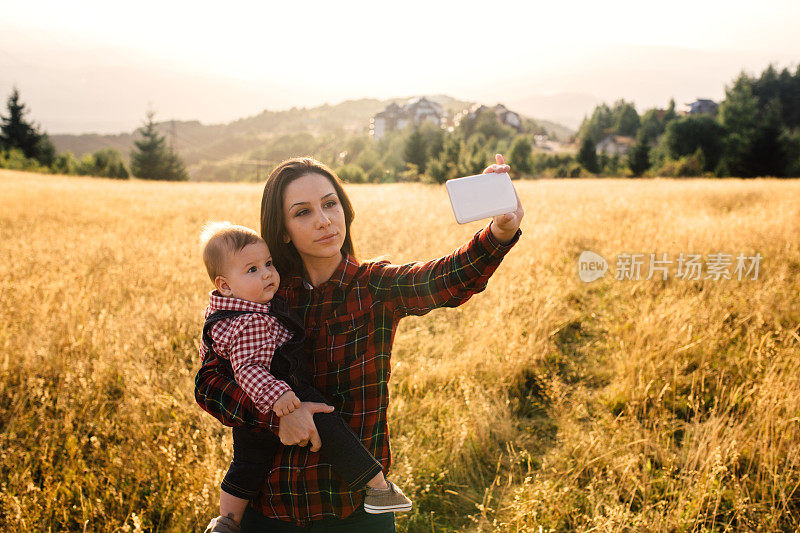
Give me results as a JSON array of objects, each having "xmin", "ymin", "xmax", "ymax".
[{"xmin": 2, "ymin": 0, "xmax": 799, "ymax": 133}]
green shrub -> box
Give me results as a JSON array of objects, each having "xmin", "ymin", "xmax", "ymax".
[
  {"xmin": 335, "ymin": 164, "xmax": 367, "ymax": 183},
  {"xmin": 0, "ymin": 148, "xmax": 45, "ymax": 171},
  {"xmin": 651, "ymin": 149, "xmax": 707, "ymax": 177}
]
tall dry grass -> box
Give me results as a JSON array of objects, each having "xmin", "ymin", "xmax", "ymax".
[{"xmin": 1, "ymin": 169, "xmax": 799, "ymax": 532}]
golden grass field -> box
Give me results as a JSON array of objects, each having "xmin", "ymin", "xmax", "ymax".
[{"xmin": 1, "ymin": 168, "xmax": 799, "ymax": 532}]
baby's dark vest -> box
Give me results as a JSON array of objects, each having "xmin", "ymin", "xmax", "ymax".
[{"xmin": 202, "ymin": 296, "xmax": 310, "ymax": 386}]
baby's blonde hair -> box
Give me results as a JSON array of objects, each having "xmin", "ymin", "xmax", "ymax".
[{"xmin": 200, "ymin": 221, "xmax": 262, "ymax": 281}]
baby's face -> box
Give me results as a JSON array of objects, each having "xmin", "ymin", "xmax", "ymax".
[{"xmin": 218, "ymin": 240, "xmax": 280, "ymax": 304}]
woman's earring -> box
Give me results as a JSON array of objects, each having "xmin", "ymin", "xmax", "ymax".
[{"xmin": 283, "ymin": 234, "xmax": 291, "ymax": 244}]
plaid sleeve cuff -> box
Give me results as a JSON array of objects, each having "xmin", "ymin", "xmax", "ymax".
[
  {"xmin": 268, "ymin": 416, "xmax": 280, "ymax": 433},
  {"xmin": 479, "ymin": 222, "xmax": 522, "ymax": 256}
]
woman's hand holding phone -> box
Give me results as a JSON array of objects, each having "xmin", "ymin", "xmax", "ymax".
[{"xmin": 483, "ymin": 154, "xmax": 524, "ymax": 244}]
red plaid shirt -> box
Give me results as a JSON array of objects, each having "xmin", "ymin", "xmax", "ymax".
[
  {"xmin": 201, "ymin": 292, "xmax": 294, "ymax": 414},
  {"xmin": 195, "ymin": 222, "xmax": 521, "ymax": 525}
]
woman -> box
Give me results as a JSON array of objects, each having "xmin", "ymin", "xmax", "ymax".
[{"xmin": 195, "ymin": 154, "xmax": 524, "ymax": 531}]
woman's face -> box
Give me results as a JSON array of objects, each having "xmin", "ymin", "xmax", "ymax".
[{"xmin": 282, "ymin": 172, "xmax": 346, "ymax": 263}]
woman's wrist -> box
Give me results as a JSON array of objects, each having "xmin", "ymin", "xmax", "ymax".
[{"xmin": 489, "ymin": 220, "xmax": 516, "ymax": 244}]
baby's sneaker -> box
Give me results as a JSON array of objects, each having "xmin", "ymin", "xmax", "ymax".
[
  {"xmin": 363, "ymin": 479, "xmax": 413, "ymax": 514},
  {"xmin": 203, "ymin": 515, "xmax": 240, "ymax": 533}
]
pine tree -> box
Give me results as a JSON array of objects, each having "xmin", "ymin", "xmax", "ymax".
[
  {"xmin": 577, "ymin": 136, "xmax": 600, "ymax": 173},
  {"xmin": 130, "ymin": 111, "xmax": 188, "ymax": 180},
  {"xmin": 613, "ymin": 100, "xmax": 640, "ymax": 137},
  {"xmin": 718, "ymin": 75, "xmax": 760, "ymax": 176},
  {"xmin": 628, "ymin": 132, "xmax": 651, "ymax": 176},
  {"xmin": 0, "ymin": 87, "xmax": 56, "ymax": 166}
]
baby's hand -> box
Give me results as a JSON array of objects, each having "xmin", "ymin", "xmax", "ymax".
[{"xmin": 272, "ymin": 390, "xmax": 301, "ymax": 417}]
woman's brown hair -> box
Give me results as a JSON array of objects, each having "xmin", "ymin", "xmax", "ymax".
[{"xmin": 260, "ymin": 157, "xmax": 357, "ymax": 277}]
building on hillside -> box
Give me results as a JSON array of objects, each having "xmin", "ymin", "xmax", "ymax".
[
  {"xmin": 370, "ymin": 102, "xmax": 404, "ymax": 140},
  {"xmin": 404, "ymin": 97, "xmax": 442, "ymax": 127},
  {"xmin": 454, "ymin": 103, "xmax": 523, "ymax": 132},
  {"xmin": 369, "ymin": 97, "xmax": 444, "ymax": 140},
  {"xmin": 596, "ymin": 134, "xmax": 636, "ymax": 156},
  {"xmin": 493, "ymin": 104, "xmax": 522, "ymax": 130},
  {"xmin": 681, "ymin": 99, "xmax": 719, "ymax": 117}
]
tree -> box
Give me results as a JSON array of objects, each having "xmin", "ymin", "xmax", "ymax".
[
  {"xmin": 718, "ymin": 75, "xmax": 760, "ymax": 176},
  {"xmin": 458, "ymin": 108, "xmax": 514, "ymax": 141},
  {"xmin": 509, "ymin": 136, "xmax": 533, "ymax": 174},
  {"xmin": 403, "ymin": 129, "xmax": 428, "ymax": 173},
  {"xmin": 662, "ymin": 115, "xmax": 724, "ymax": 173},
  {"xmin": 783, "ymin": 127, "xmax": 800, "ymax": 176},
  {"xmin": 613, "ymin": 100, "xmax": 640, "ymax": 137},
  {"xmin": 343, "ymin": 135, "xmax": 368, "ymax": 165},
  {"xmin": 335, "ymin": 164, "xmax": 367, "ymax": 183},
  {"xmin": 473, "ymin": 110, "xmax": 515, "ymax": 140},
  {"xmin": 424, "ymin": 158, "xmax": 447, "ymax": 184},
  {"xmin": 577, "ymin": 136, "xmax": 600, "ymax": 173},
  {"xmin": 439, "ymin": 133, "xmax": 463, "ymax": 180},
  {"xmin": 716, "ymin": 67, "xmax": 800, "ymax": 177},
  {"xmin": 130, "ymin": 110, "xmax": 188, "ymax": 180},
  {"xmin": 0, "ymin": 87, "xmax": 56, "ymax": 166},
  {"xmin": 749, "ymin": 98, "xmax": 789, "ymax": 176},
  {"xmin": 354, "ymin": 148, "xmax": 380, "ymax": 174},
  {"xmin": 578, "ymin": 103, "xmax": 613, "ymax": 141},
  {"xmin": 80, "ymin": 148, "xmax": 130, "ymax": 179},
  {"xmin": 52, "ymin": 151, "xmax": 79, "ymax": 175},
  {"xmin": 418, "ymin": 121, "xmax": 445, "ymax": 161},
  {"xmin": 460, "ymin": 134, "xmax": 491, "ymax": 175},
  {"xmin": 628, "ymin": 132, "xmax": 651, "ymax": 176},
  {"xmin": 638, "ymin": 108, "xmax": 665, "ymax": 144},
  {"xmin": 35, "ymin": 136, "xmax": 56, "ymax": 167}
]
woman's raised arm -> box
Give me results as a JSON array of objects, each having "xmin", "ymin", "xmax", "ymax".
[
  {"xmin": 369, "ymin": 221, "xmax": 521, "ymax": 318},
  {"xmin": 367, "ymin": 154, "xmax": 523, "ymax": 318}
]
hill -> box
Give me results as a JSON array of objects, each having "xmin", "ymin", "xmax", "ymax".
[{"xmin": 49, "ymin": 96, "xmax": 575, "ymax": 180}]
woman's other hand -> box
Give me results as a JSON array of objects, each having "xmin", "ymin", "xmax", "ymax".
[
  {"xmin": 483, "ymin": 154, "xmax": 524, "ymax": 243},
  {"xmin": 277, "ymin": 401, "xmax": 335, "ymax": 451}
]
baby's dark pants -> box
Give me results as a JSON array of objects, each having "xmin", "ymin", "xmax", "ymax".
[{"xmin": 220, "ymin": 382, "xmax": 384, "ymax": 500}]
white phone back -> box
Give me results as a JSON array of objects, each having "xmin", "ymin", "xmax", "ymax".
[{"xmin": 445, "ymin": 172, "xmax": 517, "ymax": 224}]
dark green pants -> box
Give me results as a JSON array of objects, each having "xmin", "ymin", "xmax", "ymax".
[{"xmin": 240, "ymin": 505, "xmax": 395, "ymax": 532}]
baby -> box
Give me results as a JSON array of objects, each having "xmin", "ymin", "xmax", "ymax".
[{"xmin": 198, "ymin": 222, "xmax": 411, "ymax": 533}]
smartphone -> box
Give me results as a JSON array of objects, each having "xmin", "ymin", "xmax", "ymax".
[{"xmin": 445, "ymin": 172, "xmax": 518, "ymax": 224}]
